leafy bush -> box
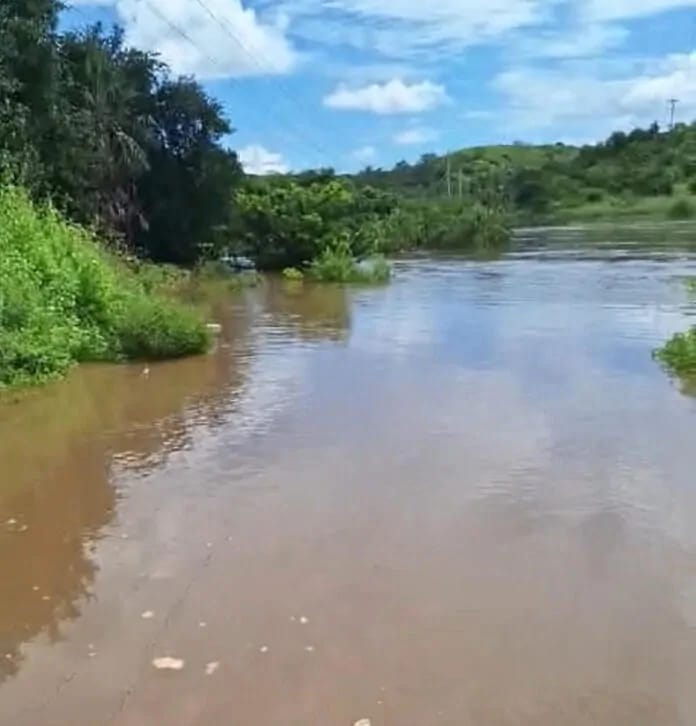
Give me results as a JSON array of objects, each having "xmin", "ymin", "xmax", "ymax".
[
  {"xmin": 656, "ymin": 329, "xmax": 696, "ymax": 375},
  {"xmin": 307, "ymin": 241, "xmax": 390, "ymax": 283},
  {"xmin": 235, "ymin": 179, "xmax": 397, "ymax": 270},
  {"xmin": 283, "ymin": 267, "xmax": 305, "ymax": 281},
  {"xmin": 667, "ymin": 198, "xmax": 694, "ymax": 220},
  {"xmin": 0, "ymin": 186, "xmax": 210, "ymax": 388}
]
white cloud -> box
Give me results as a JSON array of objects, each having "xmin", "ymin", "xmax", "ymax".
[
  {"xmin": 352, "ymin": 145, "xmax": 377, "ymax": 162},
  {"xmin": 73, "ymin": 0, "xmax": 298, "ymax": 79},
  {"xmin": 393, "ymin": 127, "xmax": 439, "ymax": 145},
  {"xmin": 582, "ymin": 0, "xmax": 696, "ymax": 22},
  {"xmin": 239, "ymin": 145, "xmax": 289, "ymax": 175},
  {"xmin": 324, "ymin": 79, "xmax": 449, "ymax": 114},
  {"xmin": 519, "ymin": 24, "xmax": 629, "ymax": 59},
  {"xmin": 276, "ymin": 0, "xmax": 547, "ymax": 58},
  {"xmin": 494, "ymin": 51, "xmax": 696, "ymax": 136}
]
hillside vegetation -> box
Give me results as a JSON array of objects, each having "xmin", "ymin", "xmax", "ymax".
[{"xmin": 351, "ymin": 123, "xmax": 696, "ymax": 223}]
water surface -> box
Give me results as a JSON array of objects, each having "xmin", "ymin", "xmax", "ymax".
[{"xmin": 2, "ymin": 234, "xmax": 696, "ymax": 725}]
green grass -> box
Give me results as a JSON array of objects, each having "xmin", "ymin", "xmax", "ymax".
[
  {"xmin": 537, "ymin": 189, "xmax": 696, "ymax": 225},
  {"xmin": 0, "ymin": 186, "xmax": 210, "ymax": 389}
]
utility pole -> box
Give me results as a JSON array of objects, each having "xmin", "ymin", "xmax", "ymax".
[
  {"xmin": 668, "ymin": 98, "xmax": 679, "ymax": 130},
  {"xmin": 446, "ymin": 154, "xmax": 452, "ymax": 198}
]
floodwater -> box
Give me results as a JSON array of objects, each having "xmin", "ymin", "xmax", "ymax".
[{"xmin": 2, "ymin": 232, "xmax": 696, "ymax": 725}]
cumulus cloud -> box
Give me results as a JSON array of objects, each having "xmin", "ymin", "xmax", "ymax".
[
  {"xmin": 494, "ymin": 51, "xmax": 696, "ymax": 135},
  {"xmin": 393, "ymin": 127, "xmax": 439, "ymax": 145},
  {"xmin": 324, "ymin": 79, "xmax": 449, "ymax": 115},
  {"xmin": 72, "ymin": 0, "xmax": 297, "ymax": 79},
  {"xmin": 238, "ymin": 145, "xmax": 289, "ymax": 175}
]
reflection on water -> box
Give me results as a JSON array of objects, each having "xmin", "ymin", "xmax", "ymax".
[
  {"xmin": 1, "ymin": 235, "xmax": 696, "ymax": 725},
  {"xmin": 0, "ymin": 281, "xmax": 351, "ymax": 687}
]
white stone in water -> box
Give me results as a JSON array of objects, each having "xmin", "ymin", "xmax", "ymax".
[
  {"xmin": 353, "ymin": 720, "xmax": 372, "ymax": 726},
  {"xmin": 259, "ymin": 646, "xmax": 269, "ymax": 654},
  {"xmin": 304, "ymin": 646, "xmax": 315, "ymax": 653},
  {"xmin": 199, "ymin": 621, "xmax": 207, "ymax": 628},
  {"xmin": 299, "ymin": 616, "xmax": 309, "ymax": 625},
  {"xmin": 205, "ymin": 661, "xmax": 220, "ymax": 675},
  {"xmin": 6, "ymin": 519, "xmax": 17, "ymax": 526},
  {"xmin": 152, "ymin": 657, "xmax": 185, "ymax": 671},
  {"xmin": 141, "ymin": 611, "xmax": 155, "ymax": 619},
  {"xmin": 206, "ymin": 323, "xmax": 222, "ymax": 335}
]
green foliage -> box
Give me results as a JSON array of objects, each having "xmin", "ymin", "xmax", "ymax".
[
  {"xmin": 235, "ymin": 179, "xmax": 397, "ymax": 270},
  {"xmin": 0, "ymin": 186, "xmax": 209, "ymax": 388},
  {"xmin": 667, "ymin": 198, "xmax": 694, "ymax": 220},
  {"xmin": 349, "ymin": 122, "xmax": 696, "ymax": 223},
  {"xmin": 656, "ymin": 329, "xmax": 696, "ymax": 375},
  {"xmin": 283, "ymin": 267, "xmax": 305, "ymax": 281},
  {"xmin": 305, "ymin": 240, "xmax": 390, "ymax": 283},
  {"xmin": 379, "ymin": 199, "xmax": 510, "ymax": 252},
  {"xmin": 0, "ymin": 3, "xmax": 242, "ymax": 265}
]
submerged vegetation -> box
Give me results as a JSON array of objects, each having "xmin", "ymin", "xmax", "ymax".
[
  {"xmin": 655, "ymin": 277, "xmax": 696, "ymax": 377},
  {"xmin": 656, "ymin": 330, "xmax": 696, "ymax": 376},
  {"xmin": 0, "ymin": 187, "xmax": 209, "ymax": 388}
]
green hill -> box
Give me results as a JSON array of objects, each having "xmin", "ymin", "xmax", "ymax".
[{"xmin": 350, "ymin": 123, "xmax": 696, "ymax": 222}]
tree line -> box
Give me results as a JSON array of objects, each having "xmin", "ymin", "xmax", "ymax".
[
  {"xmin": 1, "ymin": 0, "xmax": 510, "ymax": 277},
  {"xmin": 351, "ymin": 122, "xmax": 696, "ymax": 219},
  {"xmin": 1, "ymin": 0, "xmax": 241, "ymax": 266}
]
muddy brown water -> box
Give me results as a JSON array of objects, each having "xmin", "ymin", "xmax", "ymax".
[{"xmin": 2, "ymin": 236, "xmax": 696, "ymax": 725}]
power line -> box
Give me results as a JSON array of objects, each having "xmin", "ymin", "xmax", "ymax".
[
  {"xmin": 66, "ymin": 0, "xmax": 337, "ymax": 169},
  {"xmin": 186, "ymin": 0, "xmax": 340, "ymax": 165}
]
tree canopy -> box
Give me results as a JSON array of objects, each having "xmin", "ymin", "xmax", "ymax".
[{"xmin": 0, "ymin": 0, "xmax": 242, "ymax": 265}]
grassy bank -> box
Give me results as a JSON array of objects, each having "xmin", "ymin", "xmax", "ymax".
[
  {"xmin": 0, "ymin": 187, "xmax": 211, "ymax": 389},
  {"xmin": 526, "ymin": 190, "xmax": 696, "ymax": 226}
]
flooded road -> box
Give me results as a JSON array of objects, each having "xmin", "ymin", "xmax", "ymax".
[{"xmin": 2, "ymin": 236, "xmax": 696, "ymax": 725}]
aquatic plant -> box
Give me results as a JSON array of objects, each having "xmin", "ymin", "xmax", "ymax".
[
  {"xmin": 307, "ymin": 241, "xmax": 390, "ymax": 284},
  {"xmin": 283, "ymin": 267, "xmax": 305, "ymax": 281},
  {"xmin": 655, "ymin": 328, "xmax": 696, "ymax": 375}
]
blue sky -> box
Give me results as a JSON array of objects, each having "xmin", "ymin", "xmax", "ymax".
[{"xmin": 62, "ymin": 0, "xmax": 696, "ymax": 174}]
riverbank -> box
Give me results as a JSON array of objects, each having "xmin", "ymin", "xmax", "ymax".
[
  {"xmin": 0, "ymin": 187, "xmax": 211, "ymax": 390},
  {"xmin": 520, "ymin": 190, "xmax": 696, "ymax": 226}
]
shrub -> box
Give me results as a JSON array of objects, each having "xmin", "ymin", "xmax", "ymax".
[
  {"xmin": 307, "ymin": 241, "xmax": 390, "ymax": 284},
  {"xmin": 283, "ymin": 267, "xmax": 305, "ymax": 281},
  {"xmin": 111, "ymin": 293, "xmax": 210, "ymax": 360},
  {"xmin": 0, "ymin": 186, "xmax": 210, "ymax": 388},
  {"xmin": 656, "ymin": 329, "xmax": 696, "ymax": 374},
  {"xmin": 667, "ymin": 198, "xmax": 694, "ymax": 220}
]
